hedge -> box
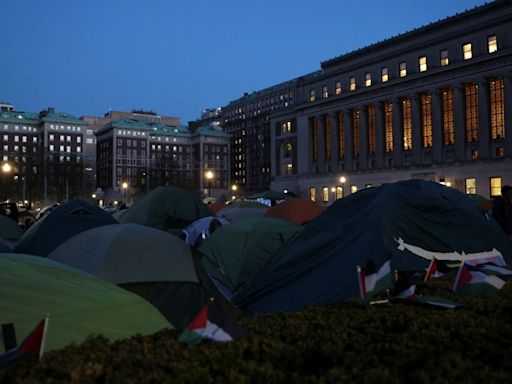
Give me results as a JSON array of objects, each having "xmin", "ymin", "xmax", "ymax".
[{"xmin": 3, "ymin": 278, "xmax": 512, "ymax": 383}]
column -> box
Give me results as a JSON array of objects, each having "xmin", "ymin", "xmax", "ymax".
[
  {"xmin": 343, "ymin": 110, "xmax": 353, "ymax": 171},
  {"xmin": 316, "ymin": 116, "xmax": 326, "ymax": 173},
  {"xmin": 478, "ymin": 79, "xmax": 490, "ymax": 159},
  {"xmin": 329, "ymin": 112, "xmax": 339, "ymax": 173},
  {"xmin": 430, "ymin": 89, "xmax": 443, "ymax": 163},
  {"xmin": 296, "ymin": 115, "xmax": 310, "ymax": 174},
  {"xmin": 375, "ymin": 101, "xmax": 385, "ymax": 169},
  {"xmin": 454, "ymin": 85, "xmax": 466, "ymax": 161},
  {"xmin": 359, "ymin": 106, "xmax": 368, "ymax": 170},
  {"xmin": 411, "ymin": 94, "xmax": 422, "ymax": 165},
  {"xmin": 392, "ymin": 98, "xmax": 403, "ymax": 167},
  {"xmin": 504, "ymin": 74, "xmax": 512, "ymax": 157}
]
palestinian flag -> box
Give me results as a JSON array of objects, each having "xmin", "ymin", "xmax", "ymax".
[
  {"xmin": 424, "ymin": 258, "xmax": 460, "ymax": 281},
  {"xmin": 453, "ymin": 263, "xmax": 505, "ymax": 296},
  {"xmin": 0, "ymin": 317, "xmax": 48, "ymax": 370},
  {"xmin": 465, "ymin": 255, "xmax": 512, "ymax": 277},
  {"xmin": 178, "ymin": 301, "xmax": 247, "ymax": 345},
  {"xmin": 357, "ymin": 260, "xmax": 393, "ymax": 300},
  {"xmin": 391, "ymin": 284, "xmax": 460, "ymax": 309}
]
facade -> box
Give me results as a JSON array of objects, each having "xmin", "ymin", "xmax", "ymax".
[
  {"xmin": 95, "ymin": 119, "xmax": 230, "ymax": 202},
  {"xmin": 0, "ymin": 107, "xmax": 86, "ymax": 203},
  {"xmin": 223, "ymin": 1, "xmax": 512, "ymax": 202}
]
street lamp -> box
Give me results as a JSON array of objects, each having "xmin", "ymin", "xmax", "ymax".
[
  {"xmin": 205, "ymin": 171, "xmax": 214, "ymax": 197},
  {"xmin": 2, "ymin": 162, "xmax": 12, "ymax": 202},
  {"xmin": 331, "ymin": 187, "xmax": 336, "ymax": 202},
  {"xmin": 339, "ymin": 176, "xmax": 347, "ymax": 198},
  {"xmin": 122, "ymin": 182, "xmax": 128, "ymax": 204},
  {"xmin": 231, "ymin": 184, "xmax": 237, "ymax": 201}
]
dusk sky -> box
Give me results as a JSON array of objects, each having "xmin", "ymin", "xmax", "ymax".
[{"xmin": 1, "ymin": 0, "xmax": 489, "ymax": 124}]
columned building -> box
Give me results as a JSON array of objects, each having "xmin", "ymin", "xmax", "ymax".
[{"xmin": 268, "ymin": 1, "xmax": 512, "ymax": 202}]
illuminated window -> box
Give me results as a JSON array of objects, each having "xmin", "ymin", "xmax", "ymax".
[
  {"xmin": 402, "ymin": 98, "xmax": 412, "ymax": 151},
  {"xmin": 335, "ymin": 81, "xmax": 342, "ymax": 95},
  {"xmin": 350, "ymin": 185, "xmax": 358, "ymax": 194},
  {"xmin": 309, "ymin": 89, "xmax": 316, "ymax": 102},
  {"xmin": 337, "ymin": 112, "xmax": 345, "ymax": 159},
  {"xmin": 465, "ymin": 83, "xmax": 478, "ymax": 142},
  {"xmin": 490, "ymin": 177, "xmax": 501, "ymax": 197},
  {"xmin": 367, "ymin": 105, "xmax": 376, "ymax": 155},
  {"xmin": 284, "ymin": 143, "xmax": 293, "ymax": 157},
  {"xmin": 349, "ymin": 77, "xmax": 356, "ymax": 91},
  {"xmin": 465, "ymin": 178, "xmax": 476, "ymax": 194},
  {"xmin": 488, "ymin": 35, "xmax": 498, "ymax": 54},
  {"xmin": 352, "ymin": 109, "xmax": 360, "ymax": 157},
  {"xmin": 309, "ymin": 187, "xmax": 317, "ymax": 202},
  {"xmin": 421, "ymin": 94, "xmax": 432, "ymax": 148},
  {"xmin": 365, "ymin": 72, "xmax": 372, "ymax": 87},
  {"xmin": 419, "ymin": 56, "xmax": 427, "ymax": 72},
  {"xmin": 471, "ymin": 149, "xmax": 479, "ymax": 160},
  {"xmin": 381, "ymin": 67, "xmax": 389, "ymax": 82},
  {"xmin": 399, "ymin": 62, "xmax": 407, "ymax": 78},
  {"xmin": 440, "ymin": 49, "xmax": 449, "ymax": 66},
  {"xmin": 322, "ymin": 187, "xmax": 329, "ymax": 203},
  {"xmin": 384, "ymin": 102, "xmax": 393, "ymax": 152},
  {"xmin": 310, "ymin": 117, "xmax": 318, "ymax": 161},
  {"xmin": 442, "ymin": 88, "xmax": 455, "ymax": 145},
  {"xmin": 322, "ymin": 85, "xmax": 329, "ymax": 98},
  {"xmin": 285, "ymin": 163, "xmax": 293, "ymax": 175},
  {"xmin": 281, "ymin": 121, "xmax": 292, "ymax": 134},
  {"xmin": 336, "ymin": 186, "xmax": 343, "ymax": 199},
  {"xmin": 463, "ymin": 43, "xmax": 472, "ymax": 60},
  {"xmin": 490, "ymin": 78, "xmax": 505, "ymax": 140}
]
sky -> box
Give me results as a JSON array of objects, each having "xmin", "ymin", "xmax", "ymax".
[{"xmin": 1, "ymin": 0, "xmax": 489, "ymax": 124}]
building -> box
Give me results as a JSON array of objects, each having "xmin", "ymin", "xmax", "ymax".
[
  {"xmin": 223, "ymin": 0, "xmax": 512, "ymax": 202},
  {"xmin": 188, "ymin": 108, "xmax": 223, "ymax": 133}
]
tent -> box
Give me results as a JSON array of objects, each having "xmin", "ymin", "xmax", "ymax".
[
  {"xmin": 14, "ymin": 199, "xmax": 117, "ymax": 257},
  {"xmin": 217, "ymin": 201, "xmax": 269, "ymax": 221},
  {"xmin": 264, "ymin": 199, "xmax": 324, "ymax": 225},
  {"xmin": 234, "ymin": 180, "xmax": 512, "ymax": 314},
  {"xmin": 208, "ymin": 202, "xmax": 227, "ymax": 214},
  {"xmin": 48, "ymin": 223, "xmax": 236, "ymax": 330},
  {"xmin": 467, "ymin": 193, "xmax": 494, "ymax": 212},
  {"xmin": 0, "ymin": 238, "xmax": 12, "ymax": 253},
  {"xmin": 182, "ymin": 216, "xmax": 229, "ymax": 247},
  {"xmin": 199, "ymin": 217, "xmax": 300, "ymax": 297},
  {"xmin": 0, "ymin": 252, "xmax": 171, "ymax": 353},
  {"xmin": 0, "ymin": 215, "xmax": 23, "ymax": 242},
  {"xmin": 118, "ymin": 186, "xmax": 214, "ymax": 234}
]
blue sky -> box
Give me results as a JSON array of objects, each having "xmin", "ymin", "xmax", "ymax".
[{"xmin": 1, "ymin": 0, "xmax": 488, "ymax": 123}]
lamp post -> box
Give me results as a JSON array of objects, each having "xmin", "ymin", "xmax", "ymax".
[
  {"xmin": 2, "ymin": 162, "xmax": 12, "ymax": 202},
  {"xmin": 331, "ymin": 187, "xmax": 336, "ymax": 202},
  {"xmin": 122, "ymin": 182, "xmax": 128, "ymax": 204},
  {"xmin": 339, "ymin": 176, "xmax": 346, "ymax": 198},
  {"xmin": 205, "ymin": 171, "xmax": 214, "ymax": 197},
  {"xmin": 231, "ymin": 184, "xmax": 237, "ymax": 201}
]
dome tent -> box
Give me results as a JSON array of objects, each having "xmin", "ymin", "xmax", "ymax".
[{"xmin": 235, "ymin": 180, "xmax": 512, "ymax": 315}]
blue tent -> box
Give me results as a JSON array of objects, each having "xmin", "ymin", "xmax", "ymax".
[
  {"xmin": 234, "ymin": 180, "xmax": 512, "ymax": 314},
  {"xmin": 14, "ymin": 199, "xmax": 118, "ymax": 257}
]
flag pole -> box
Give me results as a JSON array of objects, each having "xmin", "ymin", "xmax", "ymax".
[
  {"xmin": 424, "ymin": 258, "xmax": 435, "ymax": 282},
  {"xmin": 356, "ymin": 265, "xmax": 365, "ymax": 300},
  {"xmin": 452, "ymin": 257, "xmax": 465, "ymax": 292},
  {"xmin": 39, "ymin": 314, "xmax": 49, "ymax": 360}
]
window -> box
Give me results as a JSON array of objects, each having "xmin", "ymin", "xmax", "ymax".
[
  {"xmin": 2, "ymin": 135, "xmax": 6, "ymax": 141},
  {"xmin": 322, "ymin": 187, "xmax": 329, "ymax": 203},
  {"xmin": 440, "ymin": 49, "xmax": 449, "ymax": 66},
  {"xmin": 465, "ymin": 82, "xmax": 478, "ymax": 142},
  {"xmin": 324, "ymin": 115, "xmax": 331, "ymax": 161},
  {"xmin": 367, "ymin": 105, "xmax": 376, "ymax": 155},
  {"xmin": 419, "ymin": 56, "xmax": 427, "ymax": 72},
  {"xmin": 352, "ymin": 109, "xmax": 360, "ymax": 157},
  {"xmin": 384, "ymin": 102, "xmax": 393, "ymax": 152},
  {"xmin": 49, "ymin": 134, "xmax": 54, "ymax": 141},
  {"xmin": 336, "ymin": 186, "xmax": 343, "ymax": 199},
  {"xmin": 322, "ymin": 85, "xmax": 329, "ymax": 98},
  {"xmin": 489, "ymin": 78, "xmax": 505, "ymax": 140},
  {"xmin": 463, "ymin": 43, "xmax": 472, "ymax": 60},
  {"xmin": 350, "ymin": 185, "xmax": 358, "ymax": 194},
  {"xmin": 399, "ymin": 62, "xmax": 407, "ymax": 78},
  {"xmin": 488, "ymin": 35, "xmax": 498, "ymax": 53},
  {"xmin": 421, "ymin": 94, "xmax": 432, "ymax": 148},
  {"xmin": 310, "ymin": 117, "xmax": 318, "ymax": 161},
  {"xmin": 490, "ymin": 177, "xmax": 501, "ymax": 197},
  {"xmin": 337, "ymin": 112, "xmax": 345, "ymax": 159},
  {"xmin": 309, "ymin": 89, "xmax": 316, "ymax": 102},
  {"xmin": 285, "ymin": 163, "xmax": 293, "ymax": 175},
  {"xmin": 381, "ymin": 67, "xmax": 389, "ymax": 82},
  {"xmin": 309, "ymin": 187, "xmax": 317, "ymax": 202},
  {"xmin": 49, "ymin": 145, "xmax": 54, "ymax": 151},
  {"xmin": 14, "ymin": 136, "xmax": 19, "ymax": 142},
  {"xmin": 442, "ymin": 88, "xmax": 455, "ymax": 145},
  {"xmin": 281, "ymin": 121, "xmax": 292, "ymax": 134},
  {"xmin": 402, "ymin": 98, "xmax": 412, "ymax": 150},
  {"xmin": 349, "ymin": 77, "xmax": 356, "ymax": 91},
  {"xmin": 365, "ymin": 72, "xmax": 372, "ymax": 87},
  {"xmin": 284, "ymin": 143, "xmax": 293, "ymax": 157},
  {"xmin": 335, "ymin": 81, "xmax": 342, "ymax": 95},
  {"xmin": 465, "ymin": 178, "xmax": 476, "ymax": 194},
  {"xmin": 33, "ymin": 137, "xmax": 37, "ymax": 143}
]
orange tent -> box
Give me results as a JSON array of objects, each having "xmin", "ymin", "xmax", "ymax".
[
  {"xmin": 208, "ymin": 202, "xmax": 227, "ymax": 213},
  {"xmin": 264, "ymin": 199, "xmax": 324, "ymax": 225}
]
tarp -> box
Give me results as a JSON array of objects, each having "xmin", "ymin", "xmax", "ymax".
[
  {"xmin": 234, "ymin": 180, "xmax": 512, "ymax": 314},
  {"xmin": 14, "ymin": 199, "xmax": 117, "ymax": 257},
  {"xmin": 47, "ymin": 223, "xmax": 236, "ymax": 330},
  {"xmin": 182, "ymin": 216, "xmax": 229, "ymax": 247},
  {"xmin": 119, "ymin": 186, "xmax": 214, "ymax": 233},
  {"xmin": 0, "ymin": 253, "xmax": 171, "ymax": 353},
  {"xmin": 0, "ymin": 215, "xmax": 23, "ymax": 241},
  {"xmin": 264, "ymin": 199, "xmax": 324, "ymax": 225},
  {"xmin": 200, "ymin": 217, "xmax": 300, "ymax": 295}
]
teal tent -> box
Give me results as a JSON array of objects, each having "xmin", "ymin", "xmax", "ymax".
[
  {"xmin": 217, "ymin": 201, "xmax": 269, "ymax": 221},
  {"xmin": 0, "ymin": 253, "xmax": 171, "ymax": 353},
  {"xmin": 14, "ymin": 199, "xmax": 117, "ymax": 257},
  {"xmin": 0, "ymin": 215, "xmax": 23, "ymax": 242},
  {"xmin": 119, "ymin": 186, "xmax": 214, "ymax": 234},
  {"xmin": 48, "ymin": 223, "xmax": 235, "ymax": 330},
  {"xmin": 235, "ymin": 180, "xmax": 512, "ymax": 314},
  {"xmin": 199, "ymin": 217, "xmax": 300, "ymax": 296}
]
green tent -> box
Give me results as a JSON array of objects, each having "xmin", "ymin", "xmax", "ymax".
[
  {"xmin": 0, "ymin": 215, "xmax": 23, "ymax": 241},
  {"xmin": 119, "ymin": 186, "xmax": 214, "ymax": 234},
  {"xmin": 246, "ymin": 190, "xmax": 293, "ymax": 201},
  {"xmin": 199, "ymin": 217, "xmax": 300, "ymax": 296},
  {"xmin": 0, "ymin": 253, "xmax": 171, "ymax": 353},
  {"xmin": 48, "ymin": 223, "xmax": 235, "ymax": 330},
  {"xmin": 217, "ymin": 201, "xmax": 270, "ymax": 221}
]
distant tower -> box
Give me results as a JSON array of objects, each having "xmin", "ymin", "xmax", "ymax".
[{"xmin": 0, "ymin": 102, "xmax": 14, "ymax": 112}]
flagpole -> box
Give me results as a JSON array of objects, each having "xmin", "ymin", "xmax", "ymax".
[
  {"xmin": 356, "ymin": 265, "xmax": 365, "ymax": 300},
  {"xmin": 452, "ymin": 257, "xmax": 465, "ymax": 292},
  {"xmin": 424, "ymin": 258, "xmax": 435, "ymax": 282},
  {"xmin": 39, "ymin": 314, "xmax": 49, "ymax": 359}
]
